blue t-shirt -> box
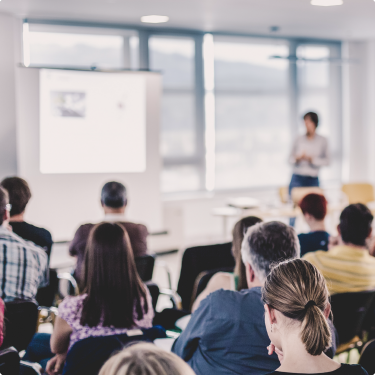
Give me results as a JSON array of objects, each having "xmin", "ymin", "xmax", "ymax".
[
  {"xmin": 172, "ymin": 288, "xmax": 280, "ymax": 375},
  {"xmin": 298, "ymin": 231, "xmax": 329, "ymax": 257}
]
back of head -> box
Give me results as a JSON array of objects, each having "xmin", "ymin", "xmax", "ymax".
[
  {"xmin": 101, "ymin": 181, "xmax": 127, "ymax": 208},
  {"xmin": 262, "ymin": 259, "xmax": 331, "ymax": 356},
  {"xmin": 241, "ymin": 221, "xmax": 300, "ymax": 282},
  {"xmin": 80, "ymin": 222, "xmax": 148, "ymax": 328},
  {"xmin": 304, "ymin": 112, "xmax": 319, "ymax": 127},
  {"xmin": 299, "ymin": 193, "xmax": 327, "ymax": 221},
  {"xmin": 339, "ymin": 203, "xmax": 373, "ymax": 246},
  {"xmin": 0, "ymin": 188, "xmax": 9, "ymax": 226},
  {"xmin": 99, "ymin": 343, "xmax": 196, "ymax": 375},
  {"xmin": 0, "ymin": 177, "xmax": 31, "ymax": 217},
  {"xmin": 232, "ymin": 216, "xmax": 262, "ymax": 290}
]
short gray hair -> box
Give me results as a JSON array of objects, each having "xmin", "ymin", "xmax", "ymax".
[{"xmin": 241, "ymin": 221, "xmax": 300, "ymax": 282}]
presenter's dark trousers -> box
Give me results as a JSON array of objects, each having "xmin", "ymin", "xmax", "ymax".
[{"xmin": 289, "ymin": 174, "xmax": 320, "ymax": 226}]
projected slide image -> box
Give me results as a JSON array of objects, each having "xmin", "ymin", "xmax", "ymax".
[{"xmin": 50, "ymin": 91, "xmax": 86, "ymax": 118}]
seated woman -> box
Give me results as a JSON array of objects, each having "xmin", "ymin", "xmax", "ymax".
[
  {"xmin": 298, "ymin": 193, "xmax": 330, "ymax": 257},
  {"xmin": 99, "ymin": 343, "xmax": 195, "ymax": 375},
  {"xmin": 24, "ymin": 222, "xmax": 154, "ymax": 374},
  {"xmin": 192, "ymin": 216, "xmax": 262, "ymax": 312},
  {"xmin": 262, "ymin": 258, "xmax": 367, "ymax": 375}
]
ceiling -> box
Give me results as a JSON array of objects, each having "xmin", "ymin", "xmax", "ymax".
[{"xmin": 1, "ymin": 0, "xmax": 375, "ymax": 40}]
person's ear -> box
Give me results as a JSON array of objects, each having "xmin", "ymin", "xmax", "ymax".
[
  {"xmin": 368, "ymin": 227, "xmax": 373, "ymax": 239},
  {"xmin": 265, "ymin": 304, "xmax": 277, "ymax": 325},
  {"xmin": 324, "ymin": 302, "xmax": 331, "ymax": 319},
  {"xmin": 337, "ymin": 224, "xmax": 341, "ymax": 236},
  {"xmin": 3, "ymin": 210, "xmax": 9, "ymax": 224},
  {"xmin": 245, "ymin": 262, "xmax": 255, "ymax": 287},
  {"xmin": 100, "ymin": 200, "xmax": 104, "ymax": 207}
]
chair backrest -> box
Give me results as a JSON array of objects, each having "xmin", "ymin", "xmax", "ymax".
[
  {"xmin": 359, "ymin": 338, "xmax": 375, "ymax": 375},
  {"xmin": 342, "ymin": 183, "xmax": 375, "ymax": 205},
  {"xmin": 2, "ymin": 300, "xmax": 38, "ymax": 351},
  {"xmin": 177, "ymin": 242, "xmax": 234, "ymax": 311},
  {"xmin": 330, "ymin": 290, "xmax": 375, "ymax": 344},
  {"xmin": 0, "ymin": 347, "xmax": 20, "ymax": 375},
  {"xmin": 135, "ymin": 255, "xmax": 155, "ymax": 282},
  {"xmin": 62, "ymin": 327, "xmax": 166, "ymax": 375},
  {"xmin": 145, "ymin": 282, "xmax": 159, "ymax": 311},
  {"xmin": 291, "ymin": 187, "xmax": 325, "ymax": 206},
  {"xmin": 279, "ymin": 186, "xmax": 289, "ymax": 204},
  {"xmin": 191, "ymin": 267, "xmax": 234, "ymax": 307}
]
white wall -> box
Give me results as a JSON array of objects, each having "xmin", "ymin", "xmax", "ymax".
[
  {"xmin": 0, "ymin": 14, "xmax": 18, "ymax": 180},
  {"xmin": 15, "ymin": 68, "xmax": 163, "ymax": 241}
]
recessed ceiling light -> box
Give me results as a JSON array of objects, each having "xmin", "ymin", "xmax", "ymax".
[
  {"xmin": 141, "ymin": 15, "xmax": 169, "ymax": 23},
  {"xmin": 311, "ymin": 0, "xmax": 343, "ymax": 5}
]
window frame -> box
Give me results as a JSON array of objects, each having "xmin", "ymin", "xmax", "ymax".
[{"xmin": 23, "ymin": 19, "xmax": 342, "ymax": 194}]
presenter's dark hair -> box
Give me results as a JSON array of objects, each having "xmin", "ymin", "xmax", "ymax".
[
  {"xmin": 339, "ymin": 204, "xmax": 373, "ymax": 246},
  {"xmin": 304, "ymin": 112, "xmax": 319, "ymax": 128},
  {"xmin": 101, "ymin": 181, "xmax": 127, "ymax": 208},
  {"xmin": 1, "ymin": 177, "xmax": 31, "ymax": 216},
  {"xmin": 0, "ymin": 188, "xmax": 9, "ymax": 226},
  {"xmin": 80, "ymin": 222, "xmax": 149, "ymax": 328},
  {"xmin": 299, "ymin": 194, "xmax": 327, "ymax": 221}
]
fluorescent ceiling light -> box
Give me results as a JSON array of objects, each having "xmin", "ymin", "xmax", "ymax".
[
  {"xmin": 141, "ymin": 15, "xmax": 169, "ymax": 23},
  {"xmin": 311, "ymin": 0, "xmax": 343, "ymax": 5}
]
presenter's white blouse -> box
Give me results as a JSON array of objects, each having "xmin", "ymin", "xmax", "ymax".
[{"xmin": 289, "ymin": 134, "xmax": 329, "ymax": 177}]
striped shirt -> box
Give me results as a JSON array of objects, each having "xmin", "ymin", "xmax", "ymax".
[
  {"xmin": 303, "ymin": 245, "xmax": 375, "ymax": 295},
  {"xmin": 0, "ymin": 226, "xmax": 48, "ymax": 303}
]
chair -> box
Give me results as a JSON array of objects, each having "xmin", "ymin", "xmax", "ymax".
[
  {"xmin": 0, "ymin": 346, "xmax": 20, "ymax": 375},
  {"xmin": 330, "ymin": 290, "xmax": 375, "ymax": 356},
  {"xmin": 342, "ymin": 183, "xmax": 375, "ymax": 205},
  {"xmin": 359, "ymin": 338, "xmax": 375, "ymax": 375},
  {"xmin": 2, "ymin": 300, "xmax": 38, "ymax": 352},
  {"xmin": 291, "ymin": 187, "xmax": 325, "ymax": 205},
  {"xmin": 177, "ymin": 242, "xmax": 234, "ymax": 311},
  {"xmin": 135, "ymin": 255, "xmax": 155, "ymax": 282},
  {"xmin": 61, "ymin": 327, "xmax": 166, "ymax": 375},
  {"xmin": 190, "ymin": 267, "xmax": 234, "ymax": 307}
]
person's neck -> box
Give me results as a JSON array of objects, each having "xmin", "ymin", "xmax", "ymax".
[
  {"xmin": 247, "ymin": 279, "xmax": 264, "ymax": 289},
  {"xmin": 308, "ymin": 220, "xmax": 326, "ymax": 232},
  {"xmin": 103, "ymin": 207, "xmax": 126, "ymax": 215},
  {"xmin": 341, "ymin": 241, "xmax": 367, "ymax": 250},
  {"xmin": 277, "ymin": 331, "xmax": 339, "ymax": 373},
  {"xmin": 9, "ymin": 213, "xmax": 24, "ymax": 222},
  {"xmin": 306, "ymin": 132, "xmax": 316, "ymax": 140}
]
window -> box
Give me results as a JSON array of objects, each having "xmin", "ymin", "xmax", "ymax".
[
  {"xmin": 297, "ymin": 44, "xmax": 342, "ymax": 183},
  {"xmin": 24, "ymin": 24, "xmax": 139, "ymax": 70},
  {"xmin": 149, "ymin": 36, "xmax": 202, "ymax": 192},
  {"xmin": 213, "ymin": 37, "xmax": 291, "ymax": 190}
]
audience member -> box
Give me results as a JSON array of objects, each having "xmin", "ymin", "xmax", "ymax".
[
  {"xmin": 69, "ymin": 181, "xmax": 148, "ymax": 284},
  {"xmin": 304, "ymin": 204, "xmax": 375, "ymax": 294},
  {"xmin": 1, "ymin": 177, "xmax": 53, "ymax": 260},
  {"xmin": 192, "ymin": 216, "xmax": 262, "ymax": 312},
  {"xmin": 23, "ymin": 222, "xmax": 153, "ymax": 374},
  {"xmin": 0, "ymin": 187, "xmax": 48, "ymax": 303},
  {"xmin": 99, "ymin": 343, "xmax": 196, "ymax": 375},
  {"xmin": 172, "ymin": 221, "xmax": 300, "ymax": 375},
  {"xmin": 262, "ymin": 258, "xmax": 367, "ymax": 375},
  {"xmin": 298, "ymin": 193, "xmax": 329, "ymax": 257}
]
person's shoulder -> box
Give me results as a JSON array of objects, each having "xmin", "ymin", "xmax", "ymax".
[
  {"xmin": 59, "ymin": 294, "xmax": 86, "ymax": 312},
  {"xmin": 208, "ymin": 287, "xmax": 259, "ymax": 306},
  {"xmin": 74, "ymin": 223, "xmax": 95, "ymax": 236},
  {"xmin": 6, "ymin": 231, "xmax": 47, "ymax": 257},
  {"xmin": 121, "ymin": 221, "xmax": 148, "ymax": 234},
  {"xmin": 23, "ymin": 222, "xmax": 53, "ymax": 242},
  {"xmin": 303, "ymin": 249, "xmax": 327, "ymax": 261},
  {"xmin": 316, "ymin": 133, "xmax": 328, "ymax": 142},
  {"xmin": 339, "ymin": 364, "xmax": 368, "ymax": 375}
]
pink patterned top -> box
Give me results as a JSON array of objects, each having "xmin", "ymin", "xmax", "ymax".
[{"xmin": 58, "ymin": 289, "xmax": 154, "ymax": 350}]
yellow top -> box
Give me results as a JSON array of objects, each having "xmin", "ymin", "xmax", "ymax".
[{"xmin": 303, "ymin": 245, "xmax": 375, "ymax": 295}]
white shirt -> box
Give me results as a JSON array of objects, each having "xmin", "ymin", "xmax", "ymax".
[
  {"xmin": 289, "ymin": 134, "xmax": 330, "ymax": 177},
  {"xmin": 103, "ymin": 213, "xmax": 126, "ymax": 223}
]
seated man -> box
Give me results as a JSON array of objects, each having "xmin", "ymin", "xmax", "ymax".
[
  {"xmin": 298, "ymin": 193, "xmax": 329, "ymax": 257},
  {"xmin": 0, "ymin": 187, "xmax": 48, "ymax": 303},
  {"xmin": 304, "ymin": 203, "xmax": 375, "ymax": 294},
  {"xmin": 70, "ymin": 181, "xmax": 148, "ymax": 283},
  {"xmin": 172, "ymin": 221, "xmax": 300, "ymax": 375},
  {"xmin": 1, "ymin": 177, "xmax": 53, "ymax": 260}
]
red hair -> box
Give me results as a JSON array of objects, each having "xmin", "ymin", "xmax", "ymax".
[{"xmin": 299, "ymin": 194, "xmax": 327, "ymax": 221}]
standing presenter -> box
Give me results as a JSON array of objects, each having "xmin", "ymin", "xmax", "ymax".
[{"xmin": 289, "ymin": 112, "xmax": 330, "ymax": 196}]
